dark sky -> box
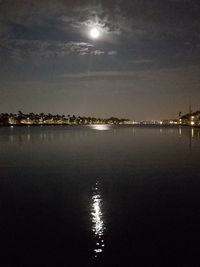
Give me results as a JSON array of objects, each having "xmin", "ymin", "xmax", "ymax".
[{"xmin": 1, "ymin": 0, "xmax": 200, "ymax": 120}]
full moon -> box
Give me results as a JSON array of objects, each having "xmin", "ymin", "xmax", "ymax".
[{"xmin": 90, "ymin": 28, "xmax": 100, "ymax": 39}]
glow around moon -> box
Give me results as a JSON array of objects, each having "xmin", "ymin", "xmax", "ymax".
[{"xmin": 90, "ymin": 28, "xmax": 100, "ymax": 39}]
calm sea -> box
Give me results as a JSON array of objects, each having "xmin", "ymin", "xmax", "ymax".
[{"xmin": 0, "ymin": 125, "xmax": 200, "ymax": 267}]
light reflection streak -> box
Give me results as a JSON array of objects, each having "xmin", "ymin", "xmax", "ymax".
[
  {"xmin": 91, "ymin": 182, "xmax": 105, "ymax": 258},
  {"xmin": 179, "ymin": 126, "xmax": 182, "ymax": 137},
  {"xmin": 90, "ymin": 124, "xmax": 110, "ymax": 131},
  {"xmin": 191, "ymin": 127, "xmax": 194, "ymax": 139}
]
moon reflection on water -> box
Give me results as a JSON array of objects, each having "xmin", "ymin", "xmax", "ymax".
[{"xmin": 91, "ymin": 181, "xmax": 105, "ymax": 258}]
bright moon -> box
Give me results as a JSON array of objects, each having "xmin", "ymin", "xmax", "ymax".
[{"xmin": 90, "ymin": 28, "xmax": 100, "ymax": 39}]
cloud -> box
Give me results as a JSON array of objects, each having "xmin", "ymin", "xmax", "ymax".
[
  {"xmin": 1, "ymin": 1, "xmax": 200, "ymax": 36},
  {"xmin": 1, "ymin": 39, "xmax": 105, "ymax": 59},
  {"xmin": 128, "ymin": 59, "xmax": 153, "ymax": 64},
  {"xmin": 1, "ymin": 0, "xmax": 200, "ymax": 54},
  {"xmin": 108, "ymin": 50, "xmax": 117, "ymax": 56},
  {"xmin": 92, "ymin": 50, "xmax": 104, "ymax": 56},
  {"xmin": 59, "ymin": 3, "xmax": 121, "ymax": 36},
  {"xmin": 58, "ymin": 71, "xmax": 139, "ymax": 81},
  {"xmin": 1, "ymin": 0, "xmax": 200, "ymax": 73},
  {"xmin": 58, "ymin": 65, "xmax": 200, "ymax": 84}
]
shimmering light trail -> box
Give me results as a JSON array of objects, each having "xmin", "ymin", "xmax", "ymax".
[
  {"xmin": 91, "ymin": 181, "xmax": 105, "ymax": 258},
  {"xmin": 90, "ymin": 124, "xmax": 110, "ymax": 131}
]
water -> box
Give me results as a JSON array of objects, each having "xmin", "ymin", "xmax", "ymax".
[{"xmin": 0, "ymin": 125, "xmax": 200, "ymax": 266}]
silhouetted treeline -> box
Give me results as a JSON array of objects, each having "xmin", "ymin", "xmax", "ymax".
[{"xmin": 0, "ymin": 111, "xmax": 130, "ymax": 126}]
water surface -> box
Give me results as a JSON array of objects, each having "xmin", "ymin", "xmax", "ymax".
[{"xmin": 0, "ymin": 125, "xmax": 200, "ymax": 266}]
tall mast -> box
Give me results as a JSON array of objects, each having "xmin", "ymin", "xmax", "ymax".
[{"xmin": 189, "ymin": 97, "xmax": 192, "ymax": 114}]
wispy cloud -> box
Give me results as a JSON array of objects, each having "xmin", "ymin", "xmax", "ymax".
[
  {"xmin": 58, "ymin": 65, "xmax": 200, "ymax": 83},
  {"xmin": 128, "ymin": 59, "xmax": 154, "ymax": 64},
  {"xmin": 1, "ymin": 39, "xmax": 105, "ymax": 59},
  {"xmin": 108, "ymin": 50, "xmax": 118, "ymax": 56}
]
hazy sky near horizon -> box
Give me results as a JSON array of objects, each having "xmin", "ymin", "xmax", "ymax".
[{"xmin": 1, "ymin": 0, "xmax": 200, "ymax": 120}]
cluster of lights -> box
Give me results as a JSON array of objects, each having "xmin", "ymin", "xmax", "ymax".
[{"xmin": 190, "ymin": 115, "xmax": 195, "ymax": 126}]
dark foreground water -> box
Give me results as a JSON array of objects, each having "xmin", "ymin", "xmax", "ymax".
[{"xmin": 0, "ymin": 125, "xmax": 200, "ymax": 267}]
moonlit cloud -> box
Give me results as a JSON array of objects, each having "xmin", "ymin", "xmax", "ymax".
[
  {"xmin": 0, "ymin": 40, "xmax": 105, "ymax": 59},
  {"xmin": 108, "ymin": 50, "xmax": 117, "ymax": 56}
]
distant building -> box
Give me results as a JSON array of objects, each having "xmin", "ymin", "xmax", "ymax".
[{"xmin": 180, "ymin": 111, "xmax": 200, "ymax": 126}]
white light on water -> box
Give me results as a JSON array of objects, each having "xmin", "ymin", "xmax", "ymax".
[
  {"xmin": 92, "ymin": 194, "xmax": 104, "ymax": 236},
  {"xmin": 90, "ymin": 124, "xmax": 110, "ymax": 131},
  {"xmin": 191, "ymin": 127, "xmax": 194, "ymax": 138},
  {"xmin": 91, "ymin": 182, "xmax": 105, "ymax": 258}
]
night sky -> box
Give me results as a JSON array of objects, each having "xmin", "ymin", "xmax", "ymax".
[{"xmin": 1, "ymin": 0, "xmax": 200, "ymax": 120}]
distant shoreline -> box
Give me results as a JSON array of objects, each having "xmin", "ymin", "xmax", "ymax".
[{"xmin": 0, "ymin": 124, "xmax": 199, "ymax": 128}]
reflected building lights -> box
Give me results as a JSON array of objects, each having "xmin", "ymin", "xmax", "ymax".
[
  {"xmin": 9, "ymin": 135, "xmax": 14, "ymax": 143},
  {"xmin": 191, "ymin": 128, "xmax": 194, "ymax": 139},
  {"xmin": 91, "ymin": 182, "xmax": 105, "ymax": 258},
  {"xmin": 179, "ymin": 127, "xmax": 182, "ymax": 137}
]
